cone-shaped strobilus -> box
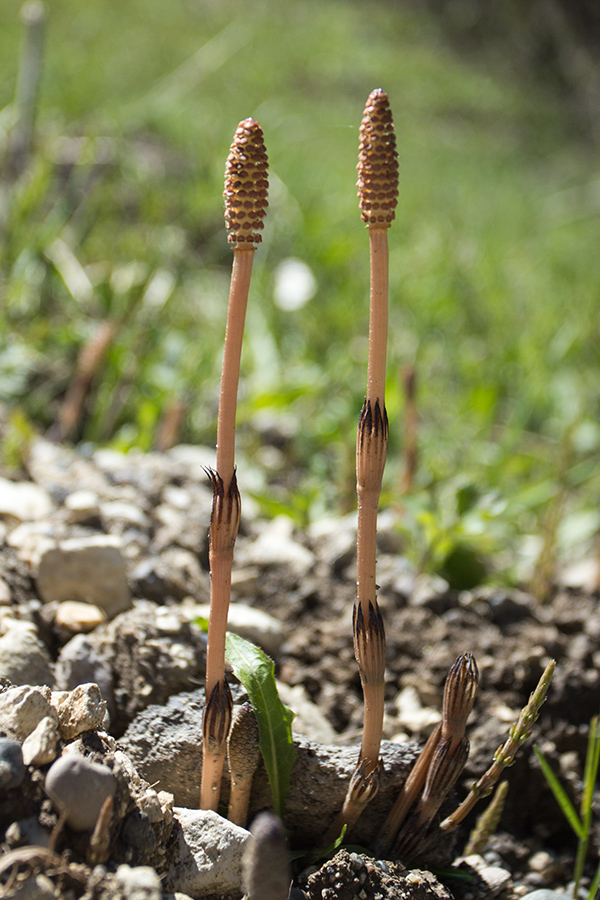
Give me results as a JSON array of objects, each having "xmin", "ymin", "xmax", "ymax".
[
  {"xmin": 326, "ymin": 89, "xmax": 399, "ymax": 841},
  {"xmin": 200, "ymin": 119, "xmax": 268, "ymax": 811}
]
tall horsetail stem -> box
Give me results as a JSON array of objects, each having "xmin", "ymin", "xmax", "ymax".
[
  {"xmin": 327, "ymin": 89, "xmax": 398, "ymax": 841},
  {"xmin": 201, "ymin": 119, "xmax": 268, "ymax": 811}
]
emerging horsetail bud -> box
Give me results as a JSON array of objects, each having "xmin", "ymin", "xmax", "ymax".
[
  {"xmin": 227, "ymin": 702, "xmax": 261, "ymax": 828},
  {"xmin": 243, "ymin": 812, "xmax": 291, "ymax": 900},
  {"xmin": 224, "ymin": 118, "xmax": 269, "ymax": 246},
  {"xmin": 357, "ymin": 89, "xmax": 399, "ymax": 228},
  {"xmin": 442, "ymin": 652, "xmax": 479, "ymax": 741}
]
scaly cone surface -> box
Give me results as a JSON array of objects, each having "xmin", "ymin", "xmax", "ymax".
[{"xmin": 201, "ymin": 119, "xmax": 268, "ymax": 811}]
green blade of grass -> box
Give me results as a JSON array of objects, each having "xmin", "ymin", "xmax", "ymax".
[
  {"xmin": 586, "ymin": 858, "xmax": 600, "ymax": 900},
  {"xmin": 534, "ymin": 745, "xmax": 584, "ymax": 839},
  {"xmin": 225, "ymin": 632, "xmax": 296, "ymax": 818},
  {"xmin": 580, "ymin": 715, "xmax": 600, "ymax": 826}
]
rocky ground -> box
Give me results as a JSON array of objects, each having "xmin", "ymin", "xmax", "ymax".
[{"xmin": 0, "ymin": 436, "xmax": 598, "ymax": 900}]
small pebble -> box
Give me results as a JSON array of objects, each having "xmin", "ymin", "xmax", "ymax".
[
  {"xmin": 114, "ymin": 864, "xmax": 161, "ymax": 900},
  {"xmin": 520, "ymin": 892, "xmax": 568, "ymax": 900},
  {"xmin": 22, "ymin": 715, "xmax": 60, "ymax": 766},
  {"xmin": 0, "ymin": 738, "xmax": 26, "ymax": 790},
  {"xmin": 52, "ymin": 683, "xmax": 107, "ymax": 740},
  {"xmin": 45, "ymin": 754, "xmax": 117, "ymax": 832},
  {"xmin": 54, "ymin": 600, "xmax": 106, "ymax": 634}
]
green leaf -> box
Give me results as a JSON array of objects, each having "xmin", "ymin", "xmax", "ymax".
[
  {"xmin": 225, "ymin": 632, "xmax": 296, "ymax": 818},
  {"xmin": 534, "ymin": 745, "xmax": 584, "ymax": 839}
]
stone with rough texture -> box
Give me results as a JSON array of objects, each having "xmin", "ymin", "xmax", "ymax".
[
  {"xmin": 190, "ymin": 602, "xmax": 283, "ymax": 657},
  {"xmin": 0, "ymin": 620, "xmax": 54, "ymax": 686},
  {"xmin": 114, "ymin": 865, "xmax": 162, "ymax": 900},
  {"xmin": 304, "ymin": 851, "xmax": 453, "ymax": 900},
  {"xmin": 162, "ymin": 808, "xmax": 250, "ymax": 899},
  {"xmin": 0, "ymin": 738, "xmax": 26, "ymax": 789},
  {"xmin": 51, "ymin": 683, "xmax": 107, "ymax": 739},
  {"xmin": 45, "ymin": 753, "xmax": 117, "ymax": 832},
  {"xmin": 22, "ymin": 715, "xmax": 60, "ymax": 766},
  {"xmin": 36, "ymin": 536, "xmax": 131, "ymax": 618},
  {"xmin": 0, "ymin": 685, "xmax": 56, "ymax": 740},
  {"xmin": 0, "ymin": 477, "xmax": 53, "ymax": 521}
]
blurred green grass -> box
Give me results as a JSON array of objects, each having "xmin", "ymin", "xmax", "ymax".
[{"xmin": 1, "ymin": 0, "xmax": 599, "ymax": 584}]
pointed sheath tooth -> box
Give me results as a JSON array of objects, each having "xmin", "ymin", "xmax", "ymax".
[
  {"xmin": 422, "ymin": 734, "xmax": 470, "ymax": 806},
  {"xmin": 205, "ymin": 468, "xmax": 241, "ymax": 553},
  {"xmin": 353, "ymin": 600, "xmax": 386, "ymax": 684},
  {"xmin": 203, "ymin": 679, "xmax": 233, "ymax": 755},
  {"xmin": 348, "ymin": 757, "xmax": 382, "ymax": 808},
  {"xmin": 357, "ymin": 89, "xmax": 399, "ymax": 228},
  {"xmin": 357, "ymin": 398, "xmax": 389, "ymax": 491},
  {"xmin": 224, "ymin": 118, "xmax": 269, "ymax": 246},
  {"xmin": 442, "ymin": 652, "xmax": 479, "ymax": 741}
]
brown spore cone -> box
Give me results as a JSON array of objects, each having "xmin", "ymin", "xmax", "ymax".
[
  {"xmin": 357, "ymin": 89, "xmax": 399, "ymax": 227},
  {"xmin": 224, "ymin": 118, "xmax": 269, "ymax": 246}
]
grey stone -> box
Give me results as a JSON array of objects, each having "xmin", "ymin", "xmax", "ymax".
[
  {"xmin": 44, "ymin": 753, "xmax": 117, "ymax": 832},
  {"xmin": 0, "ymin": 685, "xmax": 56, "ymax": 740},
  {"xmin": 51, "ymin": 683, "xmax": 107, "ymax": 740},
  {"xmin": 0, "ymin": 738, "xmax": 26, "ymax": 790},
  {"xmin": 0, "ymin": 623, "xmax": 54, "ymax": 686},
  {"xmin": 162, "ymin": 808, "xmax": 250, "ymax": 898},
  {"xmin": 239, "ymin": 515, "xmax": 315, "ymax": 579},
  {"xmin": 190, "ymin": 602, "xmax": 283, "ymax": 657},
  {"xmin": 55, "ymin": 633, "xmax": 115, "ymax": 720},
  {"xmin": 37, "ymin": 536, "xmax": 131, "ymax": 618},
  {"xmin": 22, "ymin": 715, "xmax": 60, "ymax": 766}
]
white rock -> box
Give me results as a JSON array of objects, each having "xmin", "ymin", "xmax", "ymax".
[
  {"xmin": 393, "ymin": 685, "xmax": 441, "ymax": 733},
  {"xmin": 22, "ymin": 715, "xmax": 60, "ymax": 766},
  {"xmin": 114, "ymin": 865, "xmax": 161, "ymax": 900},
  {"xmin": 0, "ymin": 621, "xmax": 54, "ymax": 687},
  {"xmin": 0, "ymin": 685, "xmax": 57, "ymax": 740},
  {"xmin": 6, "ymin": 521, "xmax": 57, "ymax": 567},
  {"xmin": 54, "ymin": 600, "xmax": 106, "ymax": 633},
  {"xmin": 0, "ymin": 477, "xmax": 53, "ymax": 521},
  {"xmin": 242, "ymin": 516, "xmax": 315, "ymax": 578},
  {"xmin": 100, "ymin": 500, "xmax": 149, "ymax": 529},
  {"xmin": 64, "ymin": 489, "xmax": 101, "ymax": 523},
  {"xmin": 51, "ymin": 683, "xmax": 107, "ymax": 740},
  {"xmin": 36, "ymin": 535, "xmax": 131, "ymax": 618},
  {"xmin": 276, "ymin": 682, "xmax": 337, "ymax": 743},
  {"xmin": 190, "ymin": 602, "xmax": 283, "ymax": 657},
  {"xmin": 163, "ymin": 808, "xmax": 250, "ymax": 898},
  {"xmin": 461, "ymin": 855, "xmax": 512, "ymax": 898}
]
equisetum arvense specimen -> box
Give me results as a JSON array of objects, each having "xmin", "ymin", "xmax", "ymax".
[{"xmin": 201, "ymin": 119, "xmax": 268, "ymax": 811}]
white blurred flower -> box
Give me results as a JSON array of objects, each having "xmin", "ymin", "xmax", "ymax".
[{"xmin": 273, "ymin": 258, "xmax": 316, "ymax": 311}]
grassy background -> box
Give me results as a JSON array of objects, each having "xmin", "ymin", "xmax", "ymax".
[{"xmin": 1, "ymin": 0, "xmax": 599, "ymax": 586}]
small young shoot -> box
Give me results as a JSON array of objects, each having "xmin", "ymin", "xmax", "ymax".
[
  {"xmin": 373, "ymin": 652, "xmax": 478, "ymax": 858},
  {"xmin": 329, "ymin": 89, "xmax": 398, "ymax": 840},
  {"xmin": 201, "ymin": 119, "xmax": 268, "ymax": 811},
  {"xmin": 441, "ymin": 659, "xmax": 555, "ymax": 832},
  {"xmin": 227, "ymin": 701, "xmax": 261, "ymax": 828}
]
